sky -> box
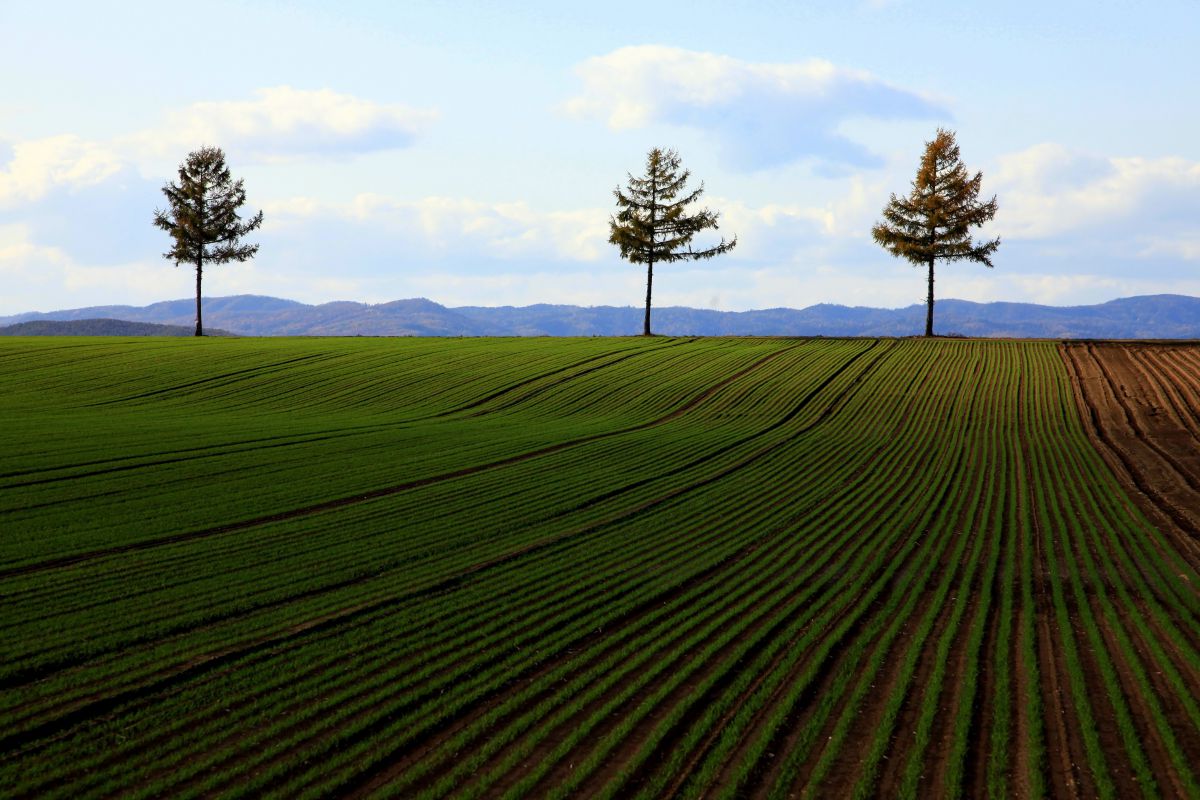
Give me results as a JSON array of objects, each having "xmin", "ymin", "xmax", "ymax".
[{"xmin": 1, "ymin": 0, "xmax": 1198, "ymax": 314}]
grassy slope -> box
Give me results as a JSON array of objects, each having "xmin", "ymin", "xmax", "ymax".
[{"xmin": 1, "ymin": 336, "xmax": 1197, "ymax": 799}]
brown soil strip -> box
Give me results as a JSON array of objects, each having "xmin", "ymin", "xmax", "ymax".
[
  {"xmin": 667, "ymin": 526, "xmax": 929, "ymax": 798},
  {"xmin": 1061, "ymin": 599, "xmax": 1143, "ymax": 799},
  {"xmin": 965, "ymin": 478, "xmax": 1013, "ymax": 800},
  {"xmin": 1012, "ymin": 605, "xmax": 1035, "ymax": 800},
  {"xmin": 1061, "ymin": 343, "xmax": 1200, "ymax": 552},
  {"xmin": 1096, "ymin": 595, "xmax": 1197, "ymax": 800},
  {"xmin": 1027, "ymin": 368, "xmax": 1086, "ymax": 800},
  {"xmin": 1137, "ymin": 349, "xmax": 1200, "ymax": 440},
  {"xmin": 1097, "ymin": 347, "xmax": 1200, "ymax": 495},
  {"xmin": 1035, "ymin": 607, "xmax": 1086, "ymax": 800},
  {"xmin": 942, "ymin": 548, "xmax": 1001, "ymax": 800},
  {"xmin": 1011, "ymin": 367, "xmax": 1042, "ymax": 800},
  {"xmin": 870, "ymin": 546, "xmax": 980, "ymax": 800},
  {"xmin": 1073, "ymin": 510, "xmax": 1200, "ymax": 799},
  {"xmin": 814, "ymin": 348, "xmax": 986, "ymax": 800}
]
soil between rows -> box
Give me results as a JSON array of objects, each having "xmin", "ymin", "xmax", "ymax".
[{"xmin": 6, "ymin": 339, "xmax": 1200, "ymax": 800}]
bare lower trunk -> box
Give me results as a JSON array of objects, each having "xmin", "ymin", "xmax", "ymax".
[
  {"xmin": 194, "ymin": 259, "xmax": 203, "ymax": 337},
  {"xmin": 643, "ymin": 260, "xmax": 654, "ymax": 336},
  {"xmin": 925, "ymin": 257, "xmax": 935, "ymax": 337}
]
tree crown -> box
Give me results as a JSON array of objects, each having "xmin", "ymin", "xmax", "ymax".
[
  {"xmin": 871, "ymin": 128, "xmax": 999, "ymax": 267},
  {"xmin": 609, "ymin": 147, "xmax": 736, "ymax": 265},
  {"xmin": 153, "ymin": 146, "xmax": 263, "ymax": 267}
]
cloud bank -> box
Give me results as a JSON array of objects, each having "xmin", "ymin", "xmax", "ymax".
[
  {"xmin": 1, "ymin": 87, "xmax": 436, "ymax": 209},
  {"xmin": 265, "ymin": 194, "xmax": 613, "ymax": 264},
  {"xmin": 567, "ymin": 46, "xmax": 946, "ymax": 171},
  {"xmin": 136, "ymin": 87, "xmax": 438, "ymax": 161},
  {"xmin": 993, "ymin": 144, "xmax": 1200, "ymax": 266}
]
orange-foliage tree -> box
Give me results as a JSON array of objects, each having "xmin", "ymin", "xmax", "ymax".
[{"xmin": 873, "ymin": 129, "xmax": 999, "ymax": 337}]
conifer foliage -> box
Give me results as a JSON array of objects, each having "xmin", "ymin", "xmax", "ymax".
[
  {"xmin": 610, "ymin": 148, "xmax": 736, "ymax": 336},
  {"xmin": 154, "ymin": 147, "xmax": 263, "ymax": 336},
  {"xmin": 872, "ymin": 129, "xmax": 999, "ymax": 337}
]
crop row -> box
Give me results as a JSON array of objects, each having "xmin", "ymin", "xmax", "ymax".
[{"xmin": 2, "ymin": 337, "xmax": 1198, "ymax": 798}]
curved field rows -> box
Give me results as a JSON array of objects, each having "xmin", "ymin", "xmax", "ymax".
[
  {"xmin": 1061, "ymin": 342, "xmax": 1200, "ymax": 551},
  {"xmin": 1, "ymin": 337, "xmax": 1198, "ymax": 799}
]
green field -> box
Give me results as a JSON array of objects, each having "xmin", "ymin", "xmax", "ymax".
[{"xmin": 2, "ymin": 336, "xmax": 1198, "ymax": 799}]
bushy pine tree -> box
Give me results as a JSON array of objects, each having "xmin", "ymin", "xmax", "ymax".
[
  {"xmin": 153, "ymin": 147, "xmax": 263, "ymax": 336},
  {"xmin": 610, "ymin": 148, "xmax": 736, "ymax": 336},
  {"xmin": 872, "ymin": 129, "xmax": 999, "ymax": 337}
]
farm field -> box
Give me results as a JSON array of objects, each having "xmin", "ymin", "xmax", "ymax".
[
  {"xmin": 1, "ymin": 335, "xmax": 1199, "ymax": 799},
  {"xmin": 1063, "ymin": 342, "xmax": 1200, "ymax": 541}
]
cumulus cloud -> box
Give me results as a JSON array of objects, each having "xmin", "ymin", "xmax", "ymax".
[
  {"xmin": 0, "ymin": 87, "xmax": 435, "ymax": 208},
  {"xmin": 0, "ymin": 87, "xmax": 435, "ymax": 214},
  {"xmin": 0, "ymin": 136, "xmax": 123, "ymax": 207},
  {"xmin": 0, "ymin": 86, "xmax": 437, "ymax": 274},
  {"xmin": 131, "ymin": 86, "xmax": 437, "ymax": 161},
  {"xmin": 566, "ymin": 46, "xmax": 946, "ymax": 171},
  {"xmin": 993, "ymin": 143, "xmax": 1200, "ymax": 241}
]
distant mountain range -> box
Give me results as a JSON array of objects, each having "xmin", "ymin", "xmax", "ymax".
[
  {"xmin": 1, "ymin": 294, "xmax": 1198, "ymax": 339},
  {"xmin": 0, "ymin": 319, "xmax": 234, "ymax": 337}
]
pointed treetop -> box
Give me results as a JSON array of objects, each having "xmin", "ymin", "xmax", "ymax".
[
  {"xmin": 609, "ymin": 147, "xmax": 736, "ymax": 266},
  {"xmin": 872, "ymin": 128, "xmax": 999, "ymax": 268}
]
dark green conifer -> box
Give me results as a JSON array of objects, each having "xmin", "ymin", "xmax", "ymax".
[
  {"xmin": 153, "ymin": 146, "xmax": 263, "ymax": 336},
  {"xmin": 609, "ymin": 148, "xmax": 736, "ymax": 336},
  {"xmin": 872, "ymin": 129, "xmax": 999, "ymax": 337}
]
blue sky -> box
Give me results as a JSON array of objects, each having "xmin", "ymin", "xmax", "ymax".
[{"xmin": 2, "ymin": 0, "xmax": 1198, "ymax": 314}]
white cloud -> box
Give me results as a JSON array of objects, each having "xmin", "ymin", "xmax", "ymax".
[
  {"xmin": 261, "ymin": 184, "xmax": 880, "ymax": 277},
  {"xmin": 265, "ymin": 193, "xmax": 613, "ymax": 262},
  {"xmin": 566, "ymin": 46, "xmax": 946, "ymax": 170},
  {"xmin": 0, "ymin": 88, "xmax": 436, "ymax": 211},
  {"xmin": 993, "ymin": 143, "xmax": 1200, "ymax": 240},
  {"xmin": 1140, "ymin": 235, "xmax": 1200, "ymax": 262},
  {"xmin": 0, "ymin": 136, "xmax": 124, "ymax": 207},
  {"xmin": 131, "ymin": 86, "xmax": 437, "ymax": 161},
  {"xmin": 0, "ymin": 224, "xmax": 72, "ymax": 273},
  {"xmin": 0, "ymin": 224, "xmax": 180, "ymax": 312}
]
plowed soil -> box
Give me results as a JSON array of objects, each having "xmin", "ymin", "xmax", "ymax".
[
  {"xmin": 5, "ymin": 337, "xmax": 1200, "ymax": 800},
  {"xmin": 1062, "ymin": 342, "xmax": 1200, "ymax": 562}
]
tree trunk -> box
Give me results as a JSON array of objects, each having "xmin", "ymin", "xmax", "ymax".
[
  {"xmin": 925, "ymin": 257, "xmax": 935, "ymax": 337},
  {"xmin": 194, "ymin": 257, "xmax": 204, "ymax": 337},
  {"xmin": 643, "ymin": 260, "xmax": 653, "ymax": 336}
]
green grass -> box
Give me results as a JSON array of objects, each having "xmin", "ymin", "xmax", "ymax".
[{"xmin": 1, "ymin": 335, "xmax": 1197, "ymax": 799}]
